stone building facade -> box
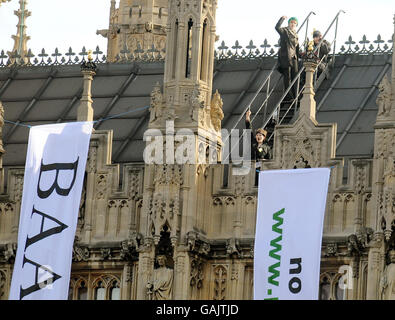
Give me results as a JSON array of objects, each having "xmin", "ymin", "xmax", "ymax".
[{"xmin": 0, "ymin": 1, "xmax": 394, "ymax": 300}]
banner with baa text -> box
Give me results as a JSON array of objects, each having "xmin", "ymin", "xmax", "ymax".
[
  {"xmin": 254, "ymin": 168, "xmax": 330, "ymax": 300},
  {"xmin": 9, "ymin": 122, "xmax": 92, "ymax": 300}
]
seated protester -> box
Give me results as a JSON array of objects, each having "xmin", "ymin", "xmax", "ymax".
[
  {"xmin": 313, "ymin": 30, "xmax": 331, "ymax": 78},
  {"xmin": 275, "ymin": 16, "xmax": 300, "ymax": 101},
  {"xmin": 245, "ymin": 110, "xmax": 272, "ymax": 161}
]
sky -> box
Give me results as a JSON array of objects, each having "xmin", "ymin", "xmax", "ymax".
[{"xmin": 0, "ymin": 0, "xmax": 394, "ymax": 57}]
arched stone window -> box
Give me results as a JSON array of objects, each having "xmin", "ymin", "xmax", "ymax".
[
  {"xmin": 200, "ymin": 19, "xmax": 209, "ymax": 81},
  {"xmin": 319, "ymin": 274, "xmax": 331, "ymax": 300},
  {"xmin": 185, "ymin": 18, "xmax": 194, "ymax": 78},
  {"xmin": 171, "ymin": 19, "xmax": 179, "ymax": 79},
  {"xmin": 94, "ymin": 280, "xmax": 106, "ymax": 300},
  {"xmin": 335, "ymin": 280, "xmax": 345, "ymax": 300},
  {"xmin": 110, "ymin": 280, "xmax": 121, "ymax": 300},
  {"xmin": 77, "ymin": 280, "xmax": 88, "ymax": 300}
]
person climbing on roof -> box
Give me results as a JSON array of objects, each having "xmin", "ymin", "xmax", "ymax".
[{"xmin": 275, "ymin": 16, "xmax": 301, "ymax": 102}]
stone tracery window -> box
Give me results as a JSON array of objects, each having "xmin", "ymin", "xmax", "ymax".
[
  {"xmin": 110, "ymin": 280, "xmax": 120, "ymax": 300},
  {"xmin": 185, "ymin": 18, "xmax": 194, "ymax": 78},
  {"xmin": 69, "ymin": 274, "xmax": 121, "ymax": 300},
  {"xmin": 319, "ymin": 274, "xmax": 331, "ymax": 300},
  {"xmin": 319, "ymin": 271, "xmax": 348, "ymax": 300},
  {"xmin": 200, "ymin": 18, "xmax": 209, "ymax": 82},
  {"xmin": 94, "ymin": 280, "xmax": 106, "ymax": 300},
  {"xmin": 77, "ymin": 280, "xmax": 88, "ymax": 300}
]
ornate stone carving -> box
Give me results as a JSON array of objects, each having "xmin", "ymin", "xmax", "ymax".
[
  {"xmin": 324, "ymin": 243, "xmax": 338, "ymax": 257},
  {"xmin": 13, "ymin": 174, "xmax": 24, "ymax": 202},
  {"xmin": 376, "ymin": 129, "xmax": 395, "ymax": 158},
  {"xmin": 190, "ymin": 258, "xmax": 204, "ymax": 289},
  {"xmin": 87, "ymin": 146, "xmax": 97, "ymax": 173},
  {"xmin": 100, "ymin": 248, "xmax": 113, "ymax": 261},
  {"xmin": 72, "ymin": 242, "xmax": 90, "ymax": 262},
  {"xmin": 149, "ymin": 83, "xmax": 163, "ymax": 124},
  {"xmin": 0, "ymin": 202, "xmax": 14, "ymax": 215},
  {"xmin": 0, "ymin": 270, "xmax": 6, "ymax": 298},
  {"xmin": 226, "ymin": 238, "xmax": 241, "ymax": 258},
  {"xmin": 154, "ymin": 165, "xmax": 183, "ymax": 186},
  {"xmin": 120, "ymin": 231, "xmax": 142, "ymax": 260},
  {"xmin": 340, "ymin": 231, "xmax": 372, "ymax": 257},
  {"xmin": 96, "ymin": 174, "xmax": 108, "ymax": 200},
  {"xmin": 213, "ymin": 265, "xmax": 227, "ymax": 300},
  {"xmin": 190, "ymin": 86, "xmax": 206, "ymax": 123},
  {"xmin": 125, "ymin": 264, "xmax": 133, "ymax": 282},
  {"xmin": 210, "ymin": 90, "xmax": 224, "ymax": 132},
  {"xmin": 186, "ymin": 231, "xmax": 211, "ymax": 256},
  {"xmin": 129, "ymin": 170, "xmax": 141, "ymax": 200},
  {"xmin": 147, "ymin": 255, "xmax": 174, "ymax": 300},
  {"xmin": 0, "ymin": 243, "xmax": 17, "ymax": 263},
  {"xmin": 377, "ymin": 75, "xmax": 392, "ymax": 118}
]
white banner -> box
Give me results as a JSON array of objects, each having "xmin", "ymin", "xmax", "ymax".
[
  {"xmin": 254, "ymin": 168, "xmax": 330, "ymax": 300},
  {"xmin": 9, "ymin": 122, "xmax": 92, "ymax": 300}
]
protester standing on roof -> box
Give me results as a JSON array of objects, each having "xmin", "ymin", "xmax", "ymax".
[
  {"xmin": 275, "ymin": 16, "xmax": 300, "ymax": 101},
  {"xmin": 313, "ymin": 30, "xmax": 331, "ymax": 79}
]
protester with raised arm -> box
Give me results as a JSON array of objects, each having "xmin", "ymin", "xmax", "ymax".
[{"xmin": 275, "ymin": 16, "xmax": 300, "ymax": 101}]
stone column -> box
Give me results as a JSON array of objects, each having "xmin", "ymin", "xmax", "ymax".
[
  {"xmin": 77, "ymin": 53, "xmax": 97, "ymax": 122},
  {"xmin": 366, "ymin": 232, "xmax": 384, "ymax": 300},
  {"xmin": 0, "ymin": 101, "xmax": 4, "ymax": 194},
  {"xmin": 392, "ymin": 15, "xmax": 395, "ymax": 100},
  {"xmin": 0, "ymin": 0, "xmax": 10, "ymax": 193},
  {"xmin": 299, "ymin": 56, "xmax": 319, "ymax": 122}
]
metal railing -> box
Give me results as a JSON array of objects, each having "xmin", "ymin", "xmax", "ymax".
[
  {"xmin": 221, "ymin": 12, "xmax": 317, "ymax": 162},
  {"xmin": 222, "ymin": 10, "xmax": 345, "ymax": 163},
  {"xmin": 260, "ymin": 10, "xmax": 345, "ymax": 133}
]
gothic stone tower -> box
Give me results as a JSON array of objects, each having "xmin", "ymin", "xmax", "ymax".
[
  {"xmin": 97, "ymin": 0, "xmax": 168, "ymax": 62},
  {"xmin": 366, "ymin": 16, "xmax": 395, "ymax": 300},
  {"xmin": 136, "ymin": 0, "xmax": 223, "ymax": 300}
]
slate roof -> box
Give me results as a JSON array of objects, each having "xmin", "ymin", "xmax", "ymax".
[{"xmin": 0, "ymin": 50, "xmax": 392, "ymax": 178}]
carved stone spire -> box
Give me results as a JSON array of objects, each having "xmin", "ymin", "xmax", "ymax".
[
  {"xmin": 77, "ymin": 51, "xmax": 97, "ymax": 122},
  {"xmin": 97, "ymin": 0, "xmax": 168, "ymax": 62},
  {"xmin": 7, "ymin": 0, "xmax": 31, "ymax": 65}
]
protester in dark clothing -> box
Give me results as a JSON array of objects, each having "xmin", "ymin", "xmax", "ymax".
[
  {"xmin": 245, "ymin": 110, "xmax": 272, "ymax": 161},
  {"xmin": 275, "ymin": 16, "xmax": 300, "ymax": 101},
  {"xmin": 313, "ymin": 30, "xmax": 331, "ymax": 79}
]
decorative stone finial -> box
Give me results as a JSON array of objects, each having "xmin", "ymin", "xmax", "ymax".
[
  {"xmin": 81, "ymin": 50, "xmax": 97, "ymax": 73},
  {"xmin": 78, "ymin": 52, "xmax": 97, "ymax": 122}
]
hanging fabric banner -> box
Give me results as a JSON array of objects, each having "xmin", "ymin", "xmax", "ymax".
[
  {"xmin": 9, "ymin": 122, "xmax": 92, "ymax": 300},
  {"xmin": 254, "ymin": 168, "xmax": 330, "ymax": 300}
]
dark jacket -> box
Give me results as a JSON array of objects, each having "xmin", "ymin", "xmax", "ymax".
[
  {"xmin": 246, "ymin": 120, "xmax": 272, "ymax": 161},
  {"xmin": 275, "ymin": 17, "xmax": 300, "ymax": 68},
  {"xmin": 315, "ymin": 39, "xmax": 331, "ymax": 62}
]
